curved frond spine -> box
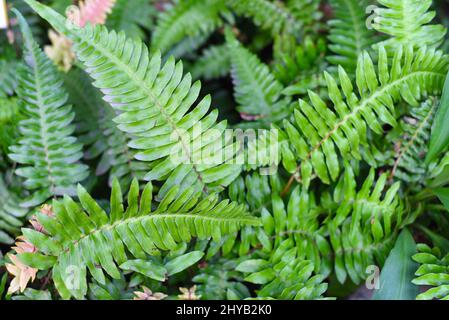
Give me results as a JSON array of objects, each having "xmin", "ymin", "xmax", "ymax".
[
  {"xmin": 281, "ymin": 45, "xmax": 449, "ymax": 189},
  {"xmin": 17, "ymin": 178, "xmax": 260, "ymax": 299},
  {"xmin": 8, "ymin": 11, "xmax": 89, "ymax": 207}
]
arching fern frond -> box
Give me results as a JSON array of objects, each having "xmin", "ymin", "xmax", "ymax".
[
  {"xmin": 412, "ymin": 244, "xmax": 449, "ymax": 300},
  {"xmin": 8, "ymin": 11, "xmax": 89, "ymax": 207},
  {"xmin": 26, "ymin": 0, "xmax": 243, "ymax": 198},
  {"xmin": 151, "ymin": 0, "xmax": 226, "ymax": 55},
  {"xmin": 16, "ymin": 178, "xmax": 260, "ymax": 299},
  {"xmin": 327, "ymin": 0, "xmax": 378, "ymax": 73},
  {"xmin": 281, "ymin": 45, "xmax": 449, "ymax": 189},
  {"xmin": 226, "ymin": 29, "xmax": 291, "ymax": 125},
  {"xmin": 372, "ymin": 0, "xmax": 446, "ymax": 51}
]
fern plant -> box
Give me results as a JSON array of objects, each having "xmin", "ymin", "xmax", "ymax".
[{"xmin": 3, "ymin": 0, "xmax": 449, "ymax": 301}]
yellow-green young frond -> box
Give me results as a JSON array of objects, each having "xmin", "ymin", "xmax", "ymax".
[
  {"xmin": 226, "ymin": 29, "xmax": 292, "ymax": 126},
  {"xmin": 152, "ymin": 0, "xmax": 226, "ymax": 55},
  {"xmin": 281, "ymin": 45, "xmax": 449, "ymax": 187},
  {"xmin": 327, "ymin": 0, "xmax": 379, "ymax": 73},
  {"xmin": 8, "ymin": 11, "xmax": 89, "ymax": 208},
  {"xmin": 372, "ymin": 0, "xmax": 447, "ymax": 51},
  {"xmin": 25, "ymin": 0, "xmax": 243, "ymax": 198},
  {"xmin": 412, "ymin": 244, "xmax": 449, "ymax": 300},
  {"xmin": 226, "ymin": 0, "xmax": 301, "ymax": 36},
  {"xmin": 0, "ymin": 176, "xmax": 28, "ymax": 244},
  {"xmin": 17, "ymin": 178, "xmax": 260, "ymax": 299}
]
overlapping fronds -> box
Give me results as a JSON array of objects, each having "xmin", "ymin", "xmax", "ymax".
[
  {"xmin": 281, "ymin": 45, "xmax": 449, "ymax": 188},
  {"xmin": 17, "ymin": 178, "xmax": 259, "ymax": 299},
  {"xmin": 372, "ymin": 0, "xmax": 446, "ymax": 51},
  {"xmin": 64, "ymin": 70, "xmax": 146, "ymax": 189},
  {"xmin": 151, "ymin": 0, "xmax": 226, "ymax": 55},
  {"xmin": 26, "ymin": 0, "xmax": 243, "ymax": 198},
  {"xmin": 226, "ymin": 29, "xmax": 291, "ymax": 125},
  {"xmin": 8, "ymin": 12, "xmax": 89, "ymax": 207},
  {"xmin": 412, "ymin": 244, "xmax": 449, "ymax": 300},
  {"xmin": 388, "ymin": 99, "xmax": 437, "ymax": 185},
  {"xmin": 327, "ymin": 0, "xmax": 378, "ymax": 73}
]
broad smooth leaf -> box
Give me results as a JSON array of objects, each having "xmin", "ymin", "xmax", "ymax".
[
  {"xmin": 372, "ymin": 229, "xmax": 419, "ymax": 300},
  {"xmin": 165, "ymin": 251, "xmax": 204, "ymax": 276},
  {"xmin": 427, "ymin": 71, "xmax": 449, "ymax": 163}
]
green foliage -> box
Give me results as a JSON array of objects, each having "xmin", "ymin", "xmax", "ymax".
[
  {"xmin": 18, "ymin": 178, "xmax": 258, "ymax": 299},
  {"xmin": 226, "ymin": 28, "xmax": 291, "ymax": 125},
  {"xmin": 2, "ymin": 0, "xmax": 449, "ymax": 301},
  {"xmin": 281, "ymin": 46, "xmax": 449, "ymax": 187},
  {"xmin": 372, "ymin": 0, "xmax": 447, "ymax": 51},
  {"xmin": 107, "ymin": 0, "xmax": 157, "ymax": 40},
  {"xmin": 152, "ymin": 0, "xmax": 226, "ymax": 55},
  {"xmin": 412, "ymin": 244, "xmax": 449, "ymax": 300},
  {"xmin": 372, "ymin": 229, "xmax": 419, "ymax": 300},
  {"xmin": 8, "ymin": 12, "xmax": 89, "ymax": 207},
  {"xmin": 327, "ymin": 0, "xmax": 378, "ymax": 73}
]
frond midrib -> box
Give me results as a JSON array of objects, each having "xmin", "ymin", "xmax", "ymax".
[{"xmin": 294, "ymin": 70, "xmax": 445, "ymax": 173}]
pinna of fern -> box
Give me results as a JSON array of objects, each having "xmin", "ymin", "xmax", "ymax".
[
  {"xmin": 14, "ymin": 177, "xmax": 259, "ymax": 299},
  {"xmin": 26, "ymin": 0, "xmax": 244, "ymax": 198},
  {"xmin": 8, "ymin": 10, "xmax": 89, "ymax": 208},
  {"xmin": 280, "ymin": 45, "xmax": 449, "ymax": 190}
]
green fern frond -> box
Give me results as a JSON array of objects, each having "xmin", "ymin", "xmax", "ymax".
[
  {"xmin": 17, "ymin": 178, "xmax": 259, "ymax": 299},
  {"xmin": 26, "ymin": 0, "xmax": 244, "ymax": 198},
  {"xmin": 281, "ymin": 45, "xmax": 449, "ymax": 188},
  {"xmin": 107, "ymin": 0, "xmax": 156, "ymax": 40},
  {"xmin": 237, "ymin": 251, "xmax": 329, "ymax": 300},
  {"xmin": 0, "ymin": 97, "xmax": 21, "ymax": 155},
  {"xmin": 189, "ymin": 44, "xmax": 231, "ymax": 80},
  {"xmin": 152, "ymin": 0, "xmax": 226, "ymax": 54},
  {"xmin": 64, "ymin": 69, "xmax": 146, "ymax": 189},
  {"xmin": 0, "ymin": 176, "xmax": 28, "ymax": 244},
  {"xmin": 388, "ymin": 99, "xmax": 437, "ymax": 185},
  {"xmin": 226, "ymin": 0, "xmax": 301, "ymax": 36},
  {"xmin": 226, "ymin": 29, "xmax": 291, "ymax": 125},
  {"xmin": 412, "ymin": 244, "xmax": 449, "ymax": 300},
  {"xmin": 372, "ymin": 0, "xmax": 447, "ymax": 51},
  {"xmin": 0, "ymin": 60, "xmax": 19, "ymax": 97},
  {"xmin": 327, "ymin": 0, "xmax": 378, "ymax": 73},
  {"xmin": 8, "ymin": 11, "xmax": 89, "ymax": 207}
]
